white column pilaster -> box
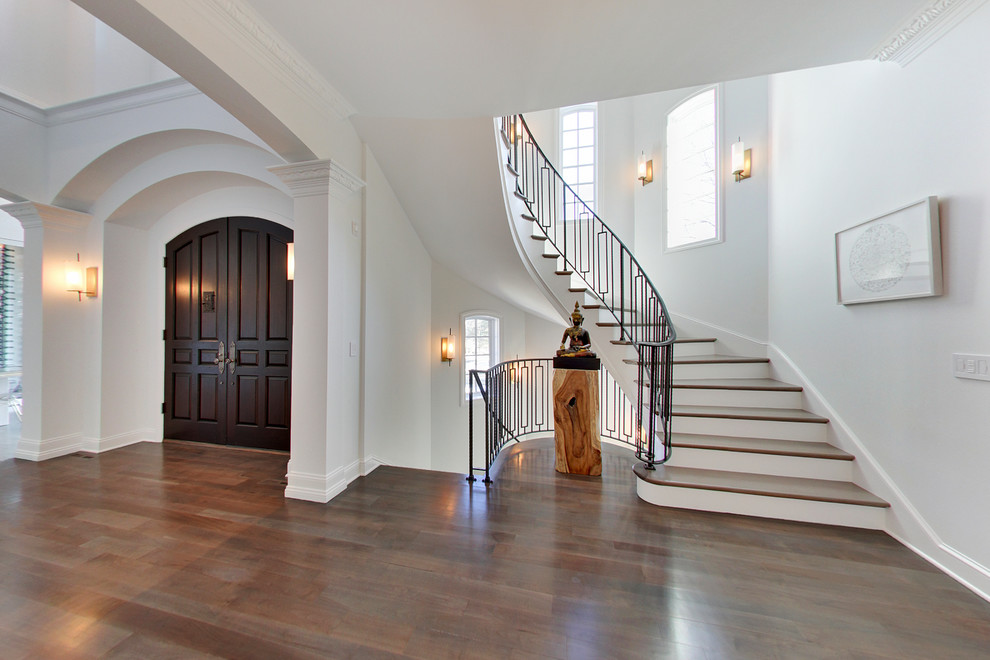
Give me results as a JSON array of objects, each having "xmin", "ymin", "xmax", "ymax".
[
  {"xmin": 270, "ymin": 160, "xmax": 365, "ymax": 502},
  {"xmin": 2, "ymin": 202, "xmax": 93, "ymax": 461}
]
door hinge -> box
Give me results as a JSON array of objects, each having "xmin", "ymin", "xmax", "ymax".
[
  {"xmin": 163, "ymin": 329, "xmax": 167, "ymax": 340},
  {"xmin": 161, "ymin": 402, "xmax": 166, "ymax": 414},
  {"xmin": 163, "ymin": 256, "xmax": 167, "ymax": 268}
]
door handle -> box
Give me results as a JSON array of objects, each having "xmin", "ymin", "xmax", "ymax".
[
  {"xmin": 214, "ymin": 341, "xmax": 225, "ymax": 374},
  {"xmin": 227, "ymin": 341, "xmax": 236, "ymax": 375}
]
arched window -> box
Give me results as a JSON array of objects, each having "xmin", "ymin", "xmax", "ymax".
[
  {"xmin": 664, "ymin": 87, "xmax": 721, "ymax": 251},
  {"xmin": 560, "ymin": 104, "xmax": 597, "ymax": 215},
  {"xmin": 463, "ymin": 314, "xmax": 500, "ymax": 400}
]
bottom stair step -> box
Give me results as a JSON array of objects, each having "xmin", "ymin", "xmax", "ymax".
[{"xmin": 633, "ymin": 464, "xmax": 888, "ymax": 529}]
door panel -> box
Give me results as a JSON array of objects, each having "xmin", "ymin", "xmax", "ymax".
[{"xmin": 165, "ymin": 217, "xmax": 292, "ymax": 450}]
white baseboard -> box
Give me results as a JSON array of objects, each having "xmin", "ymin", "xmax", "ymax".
[
  {"xmin": 669, "ymin": 312, "xmax": 768, "ymax": 357},
  {"xmin": 361, "ymin": 455, "xmax": 385, "ymax": 476},
  {"xmin": 284, "ymin": 458, "xmax": 363, "ymax": 503},
  {"xmin": 81, "ymin": 429, "xmax": 157, "ymax": 454},
  {"xmin": 15, "ymin": 433, "xmax": 83, "ymax": 461},
  {"xmin": 768, "ymin": 343, "xmax": 990, "ymax": 603}
]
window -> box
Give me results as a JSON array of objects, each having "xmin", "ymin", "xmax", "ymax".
[
  {"xmin": 560, "ymin": 104, "xmax": 597, "ymax": 217},
  {"xmin": 664, "ymin": 87, "xmax": 720, "ymax": 251},
  {"xmin": 463, "ymin": 314, "xmax": 499, "ymax": 400}
]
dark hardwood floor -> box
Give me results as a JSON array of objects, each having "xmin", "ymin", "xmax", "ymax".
[{"xmin": 0, "ymin": 439, "xmax": 988, "ymax": 659}]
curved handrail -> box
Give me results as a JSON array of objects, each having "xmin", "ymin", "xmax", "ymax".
[
  {"xmin": 467, "ymin": 357, "xmax": 649, "ymax": 483},
  {"xmin": 500, "ymin": 114, "xmax": 676, "ymax": 468}
]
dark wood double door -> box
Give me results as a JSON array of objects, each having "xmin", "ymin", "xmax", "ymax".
[{"xmin": 164, "ymin": 217, "xmax": 293, "ymax": 451}]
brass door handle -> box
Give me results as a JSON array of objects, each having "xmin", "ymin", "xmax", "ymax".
[
  {"xmin": 214, "ymin": 340, "xmax": 225, "ymax": 374},
  {"xmin": 227, "ymin": 341, "xmax": 236, "ymax": 375}
]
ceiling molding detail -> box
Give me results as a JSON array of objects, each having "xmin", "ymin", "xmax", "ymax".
[
  {"xmin": 871, "ymin": 0, "xmax": 988, "ymax": 65},
  {"xmin": 269, "ymin": 160, "xmax": 365, "ymax": 199},
  {"xmin": 1, "ymin": 202, "xmax": 92, "ymax": 232},
  {"xmin": 0, "ymin": 80, "xmax": 199, "ymax": 128},
  {"xmin": 189, "ymin": 0, "xmax": 356, "ymax": 119}
]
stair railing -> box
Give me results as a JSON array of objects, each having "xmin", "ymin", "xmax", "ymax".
[
  {"xmin": 499, "ymin": 114, "xmax": 676, "ymax": 470},
  {"xmin": 468, "ymin": 358, "xmax": 647, "ymax": 483}
]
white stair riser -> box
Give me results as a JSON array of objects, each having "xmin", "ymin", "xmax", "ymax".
[
  {"xmin": 666, "ymin": 447, "xmax": 854, "ymax": 481},
  {"xmin": 673, "ymin": 387, "xmax": 802, "ymax": 409},
  {"xmin": 673, "ymin": 342, "xmax": 717, "ymax": 358},
  {"xmin": 673, "ymin": 415, "xmax": 827, "ymax": 442},
  {"xmin": 674, "ymin": 362, "xmax": 770, "ymax": 380},
  {"xmin": 636, "ymin": 480, "xmax": 886, "ymax": 530}
]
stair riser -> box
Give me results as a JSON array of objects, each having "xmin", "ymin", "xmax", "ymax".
[
  {"xmin": 673, "ymin": 342, "xmax": 717, "ymax": 358},
  {"xmin": 636, "ymin": 480, "xmax": 886, "ymax": 530},
  {"xmin": 674, "ymin": 362, "xmax": 770, "ymax": 380},
  {"xmin": 673, "ymin": 415, "xmax": 827, "ymax": 442},
  {"xmin": 673, "ymin": 387, "xmax": 802, "ymax": 409},
  {"xmin": 667, "ymin": 447, "xmax": 853, "ymax": 481}
]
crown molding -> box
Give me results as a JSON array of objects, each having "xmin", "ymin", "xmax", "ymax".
[
  {"xmin": 0, "ymin": 79, "xmax": 199, "ymax": 128},
  {"xmin": 269, "ymin": 159, "xmax": 365, "ymax": 199},
  {"xmin": 871, "ymin": 0, "xmax": 988, "ymax": 65},
  {"xmin": 186, "ymin": 0, "xmax": 356, "ymax": 120},
  {"xmin": 1, "ymin": 202, "xmax": 92, "ymax": 232}
]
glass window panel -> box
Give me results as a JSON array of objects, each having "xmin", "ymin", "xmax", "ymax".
[
  {"xmin": 562, "ymin": 131, "xmax": 578, "ymax": 150},
  {"xmin": 578, "ymin": 111, "xmax": 594, "ymax": 129},
  {"xmin": 562, "ymin": 112, "xmax": 578, "ymax": 131},
  {"xmin": 477, "ymin": 320, "xmax": 489, "ymax": 337},
  {"xmin": 562, "ymin": 150, "xmax": 577, "ymax": 167},
  {"xmin": 578, "ymin": 147, "xmax": 594, "ymax": 165},
  {"xmin": 578, "ymin": 165, "xmax": 594, "ymax": 184},
  {"xmin": 578, "ymin": 128, "xmax": 594, "ymax": 147}
]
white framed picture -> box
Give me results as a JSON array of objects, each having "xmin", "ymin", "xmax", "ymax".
[{"xmin": 835, "ymin": 196, "xmax": 943, "ymax": 305}]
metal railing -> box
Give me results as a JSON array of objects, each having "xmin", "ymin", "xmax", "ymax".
[
  {"xmin": 468, "ymin": 359, "xmax": 648, "ymax": 483},
  {"xmin": 481, "ymin": 114, "xmax": 676, "ymax": 475}
]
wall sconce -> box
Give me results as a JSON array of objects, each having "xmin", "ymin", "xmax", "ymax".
[
  {"xmin": 731, "ymin": 138, "xmax": 752, "ymax": 182},
  {"xmin": 286, "ymin": 242, "xmax": 294, "ymax": 281},
  {"xmin": 440, "ymin": 328, "xmax": 455, "ymax": 365},
  {"xmin": 65, "ymin": 253, "xmax": 98, "ymax": 300},
  {"xmin": 637, "ymin": 151, "xmax": 654, "ymax": 186}
]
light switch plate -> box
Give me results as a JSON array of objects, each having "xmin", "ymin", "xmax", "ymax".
[{"xmin": 952, "ymin": 353, "xmax": 990, "ymax": 381}]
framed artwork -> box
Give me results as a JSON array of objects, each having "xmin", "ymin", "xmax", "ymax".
[{"xmin": 835, "ymin": 196, "xmax": 943, "ymax": 305}]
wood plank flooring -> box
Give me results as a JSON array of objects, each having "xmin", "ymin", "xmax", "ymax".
[{"xmin": 0, "ymin": 439, "xmax": 989, "ymax": 658}]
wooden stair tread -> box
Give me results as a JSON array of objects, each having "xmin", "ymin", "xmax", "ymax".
[
  {"xmin": 542, "ymin": 253, "xmax": 559, "ymax": 259},
  {"xmin": 672, "ymin": 405, "xmax": 829, "ymax": 424},
  {"xmin": 633, "ymin": 465, "xmax": 888, "ymax": 508},
  {"xmin": 521, "ymin": 212, "xmax": 537, "ymax": 222},
  {"xmin": 554, "ymin": 270, "xmax": 573, "ymax": 276},
  {"xmin": 530, "ymin": 234, "xmax": 547, "ymax": 241},
  {"xmin": 670, "ymin": 433, "xmax": 852, "ymax": 460},
  {"xmin": 673, "ymin": 378, "xmax": 802, "ymax": 392},
  {"xmin": 624, "ymin": 353, "xmax": 762, "ymax": 366},
  {"xmin": 674, "ymin": 354, "xmax": 770, "ymax": 365},
  {"xmin": 674, "ymin": 337, "xmax": 717, "ymax": 344}
]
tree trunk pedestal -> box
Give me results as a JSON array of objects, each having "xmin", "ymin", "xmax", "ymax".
[{"xmin": 552, "ymin": 358, "xmax": 601, "ymax": 476}]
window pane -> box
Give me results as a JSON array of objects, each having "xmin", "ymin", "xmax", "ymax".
[
  {"xmin": 666, "ymin": 89, "xmax": 718, "ymax": 249},
  {"xmin": 562, "ymin": 131, "xmax": 578, "ymax": 150},
  {"xmin": 578, "ymin": 111, "xmax": 594, "ymax": 129},
  {"xmin": 578, "ymin": 128, "xmax": 594, "ymax": 147},
  {"xmin": 578, "ymin": 166, "xmax": 594, "ymax": 184},
  {"xmin": 562, "ymin": 112, "xmax": 578, "ymax": 131}
]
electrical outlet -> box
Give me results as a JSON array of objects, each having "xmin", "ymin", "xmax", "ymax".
[{"xmin": 952, "ymin": 353, "xmax": 990, "ymax": 381}]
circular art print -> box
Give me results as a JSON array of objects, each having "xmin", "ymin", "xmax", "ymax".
[{"xmin": 848, "ymin": 223, "xmax": 911, "ymax": 292}]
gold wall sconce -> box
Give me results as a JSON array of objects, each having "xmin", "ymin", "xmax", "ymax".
[
  {"xmin": 65, "ymin": 253, "xmax": 98, "ymax": 300},
  {"xmin": 637, "ymin": 151, "xmax": 654, "ymax": 186},
  {"xmin": 731, "ymin": 138, "xmax": 752, "ymax": 182},
  {"xmin": 286, "ymin": 242, "xmax": 295, "ymax": 281},
  {"xmin": 440, "ymin": 328, "xmax": 455, "ymax": 364}
]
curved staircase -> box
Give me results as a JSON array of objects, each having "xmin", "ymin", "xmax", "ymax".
[{"xmin": 494, "ymin": 116, "xmax": 888, "ymax": 530}]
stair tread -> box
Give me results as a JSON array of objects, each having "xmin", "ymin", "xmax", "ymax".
[
  {"xmin": 530, "ymin": 235, "xmax": 548, "ymax": 241},
  {"xmin": 633, "ymin": 465, "xmax": 888, "ymax": 508},
  {"xmin": 675, "ymin": 354, "xmax": 770, "ymax": 365},
  {"xmin": 670, "ymin": 433, "xmax": 852, "ymax": 460},
  {"xmin": 673, "ymin": 378, "xmax": 802, "ymax": 392},
  {"xmin": 672, "ymin": 404, "xmax": 828, "ymax": 423},
  {"xmin": 554, "ymin": 270, "xmax": 573, "ymax": 276},
  {"xmin": 674, "ymin": 337, "xmax": 718, "ymax": 344}
]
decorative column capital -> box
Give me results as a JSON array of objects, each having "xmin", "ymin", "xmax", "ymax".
[
  {"xmin": 269, "ymin": 159, "xmax": 365, "ymax": 200},
  {"xmin": 1, "ymin": 202, "xmax": 91, "ymax": 232}
]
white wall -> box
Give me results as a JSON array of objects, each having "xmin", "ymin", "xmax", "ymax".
[
  {"xmin": 769, "ymin": 3, "xmax": 990, "ymax": 597},
  {"xmin": 630, "ymin": 78, "xmax": 770, "ymax": 348},
  {"xmin": 0, "ymin": 98, "xmax": 47, "ymax": 202},
  {"xmin": 430, "ymin": 262, "xmax": 562, "ymax": 474},
  {"xmin": 362, "ymin": 146, "xmax": 433, "ymax": 470}
]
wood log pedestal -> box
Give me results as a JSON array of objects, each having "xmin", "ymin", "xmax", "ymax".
[{"xmin": 552, "ymin": 358, "xmax": 602, "ymax": 476}]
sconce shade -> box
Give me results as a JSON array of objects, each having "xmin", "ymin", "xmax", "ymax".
[
  {"xmin": 65, "ymin": 253, "xmax": 98, "ymax": 299},
  {"xmin": 286, "ymin": 242, "xmax": 294, "ymax": 281},
  {"xmin": 440, "ymin": 328, "xmax": 455, "ymax": 364},
  {"xmin": 637, "ymin": 151, "xmax": 653, "ymax": 186},
  {"xmin": 731, "ymin": 139, "xmax": 752, "ymax": 181}
]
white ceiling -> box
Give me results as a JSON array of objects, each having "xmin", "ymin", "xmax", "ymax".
[{"xmin": 243, "ymin": 0, "xmax": 928, "ymax": 117}]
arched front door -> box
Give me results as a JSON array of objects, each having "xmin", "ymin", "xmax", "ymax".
[{"xmin": 164, "ymin": 217, "xmax": 292, "ymax": 451}]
